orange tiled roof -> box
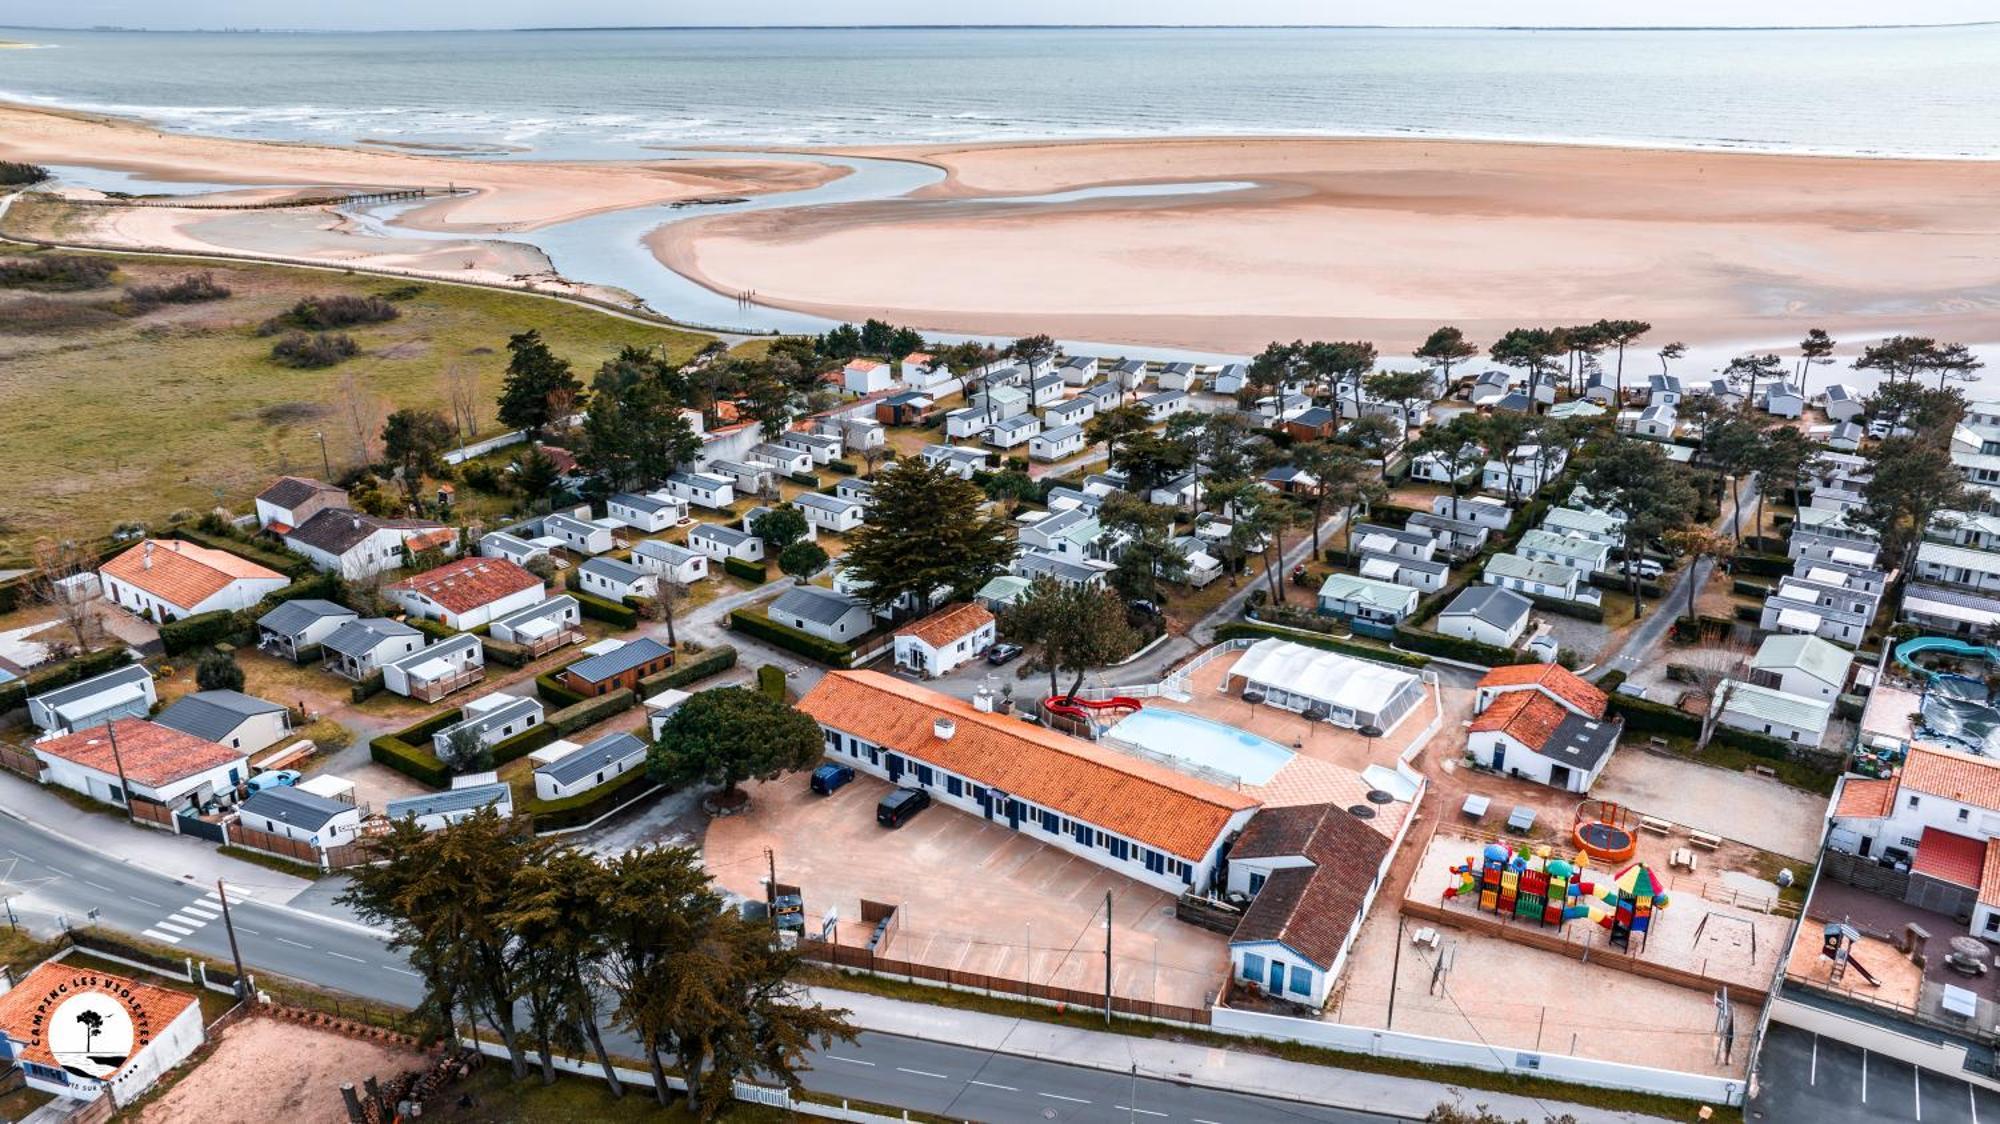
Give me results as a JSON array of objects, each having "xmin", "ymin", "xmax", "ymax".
[
  {"xmin": 848, "ymin": 358, "xmax": 886, "ymax": 371},
  {"xmin": 0, "ymin": 962, "xmax": 197, "ymax": 1071},
  {"xmin": 895, "ymin": 603, "xmax": 995, "ymax": 649},
  {"xmin": 1476, "ymin": 663, "xmax": 1607, "ymax": 719},
  {"xmin": 798, "ymin": 671, "xmax": 1257, "ymax": 861},
  {"xmin": 904, "ymin": 352, "xmax": 933, "ymax": 365},
  {"xmin": 1468, "ymin": 690, "xmax": 1569, "ymax": 751},
  {"xmin": 1901, "ymin": 746, "xmax": 2000, "ymax": 812},
  {"xmin": 388, "ymin": 556, "xmax": 540, "ymax": 615},
  {"xmin": 1834, "ymin": 776, "xmax": 1898, "ymax": 820},
  {"xmin": 34, "ymin": 719, "xmax": 244, "ymax": 788},
  {"xmin": 1914, "ymin": 826, "xmax": 1988, "ymax": 889},
  {"xmin": 99, "ymin": 540, "xmax": 284, "ymax": 612},
  {"xmin": 403, "ymin": 528, "xmax": 457, "ymax": 553}
]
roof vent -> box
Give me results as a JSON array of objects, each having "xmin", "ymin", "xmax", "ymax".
[
  {"xmin": 1365, "ymin": 789, "xmax": 1396, "ymax": 805},
  {"xmin": 1346, "ymin": 804, "xmax": 1377, "ymax": 819},
  {"xmin": 141, "ymin": 541, "xmax": 154, "ymax": 570},
  {"xmin": 933, "ymin": 717, "xmax": 956, "ymax": 741}
]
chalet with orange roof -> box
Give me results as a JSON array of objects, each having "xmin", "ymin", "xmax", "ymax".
[
  {"xmin": 1465, "ymin": 689, "xmax": 1622, "ymax": 794},
  {"xmin": 1824, "ymin": 749, "xmax": 2000, "ymax": 939},
  {"xmin": 0, "ymin": 961, "xmax": 204, "ymax": 1105},
  {"xmin": 843, "ymin": 357, "xmax": 894, "ymax": 395},
  {"xmin": 798, "ymin": 671, "xmax": 1260, "ymax": 895},
  {"xmin": 385, "ymin": 556, "xmax": 544, "ymax": 631},
  {"xmin": 891, "ymin": 603, "xmax": 997, "ymax": 678},
  {"xmin": 31, "ymin": 719, "xmax": 248, "ymax": 812},
  {"xmin": 98, "ymin": 540, "xmax": 289, "ymax": 623},
  {"xmin": 1472, "ymin": 662, "xmax": 1608, "ymax": 720}
]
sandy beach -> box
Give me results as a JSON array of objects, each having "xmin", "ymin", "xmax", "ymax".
[{"xmin": 655, "ymin": 136, "xmax": 2000, "ymax": 352}]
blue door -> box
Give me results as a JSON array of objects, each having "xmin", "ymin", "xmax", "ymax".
[
  {"xmin": 1006, "ymin": 799, "xmax": 1023, "ymax": 830},
  {"xmin": 1267, "ymin": 959, "xmax": 1286, "ymax": 993},
  {"xmin": 885, "ymin": 753, "xmax": 905, "ymax": 782},
  {"xmin": 1492, "ymin": 743, "xmax": 1506, "ymax": 773}
]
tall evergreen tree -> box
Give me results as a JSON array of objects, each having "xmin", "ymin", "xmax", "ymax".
[
  {"xmin": 496, "ymin": 329, "xmax": 583, "ymax": 435},
  {"xmin": 840, "ymin": 458, "xmax": 1015, "ymax": 615}
]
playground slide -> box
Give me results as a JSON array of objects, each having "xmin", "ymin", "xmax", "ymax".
[
  {"xmin": 1846, "ymin": 955, "xmax": 1883, "ymax": 988},
  {"xmin": 1043, "ymin": 696, "xmax": 1145, "ymax": 721},
  {"xmin": 1895, "ymin": 635, "xmax": 2000, "ymax": 678}
]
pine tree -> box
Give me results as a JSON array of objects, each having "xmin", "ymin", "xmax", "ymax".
[{"xmin": 840, "ymin": 459, "xmax": 1015, "ymax": 616}]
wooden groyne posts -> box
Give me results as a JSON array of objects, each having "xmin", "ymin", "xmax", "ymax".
[{"xmin": 55, "ymin": 186, "xmax": 467, "ymax": 211}]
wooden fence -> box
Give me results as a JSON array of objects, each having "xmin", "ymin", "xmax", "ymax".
[
  {"xmin": 0, "ymin": 744, "xmax": 40, "ymax": 780},
  {"xmin": 229, "ymin": 822, "xmax": 322, "ymax": 865},
  {"xmin": 127, "ymin": 796, "xmax": 175, "ymax": 830},
  {"xmin": 795, "ymin": 941, "xmax": 1212, "ymax": 1026}
]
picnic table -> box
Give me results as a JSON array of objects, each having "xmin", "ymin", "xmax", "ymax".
[
  {"xmin": 1462, "ymin": 794, "xmax": 1491, "ymax": 820},
  {"xmin": 1507, "ymin": 806, "xmax": 1537, "ymax": 833}
]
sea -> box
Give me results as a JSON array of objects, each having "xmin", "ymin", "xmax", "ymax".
[{"xmin": 2, "ymin": 23, "xmax": 1999, "ymax": 159}]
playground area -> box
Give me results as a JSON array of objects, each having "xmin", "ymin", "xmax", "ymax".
[
  {"xmin": 1890, "ymin": 635, "xmax": 2000, "ymax": 756},
  {"xmin": 1798, "ymin": 878, "xmax": 2000, "ymax": 1032}
]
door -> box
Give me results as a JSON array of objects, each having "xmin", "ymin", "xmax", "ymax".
[
  {"xmin": 1267, "ymin": 959, "xmax": 1286, "ymax": 993},
  {"xmin": 1549, "ymin": 764, "xmax": 1572, "ymax": 791},
  {"xmin": 1492, "ymin": 743, "xmax": 1506, "ymax": 773}
]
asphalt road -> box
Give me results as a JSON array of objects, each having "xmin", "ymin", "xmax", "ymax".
[
  {"xmin": 1592, "ymin": 475, "xmax": 1761, "ymax": 682},
  {"xmin": 0, "ymin": 811, "xmax": 1416, "ymax": 1123},
  {"xmin": 1749, "ymin": 1022, "xmax": 2000, "ymax": 1124}
]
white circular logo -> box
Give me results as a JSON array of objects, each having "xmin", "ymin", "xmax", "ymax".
[{"xmin": 47, "ymin": 991, "xmax": 135, "ymax": 1080}]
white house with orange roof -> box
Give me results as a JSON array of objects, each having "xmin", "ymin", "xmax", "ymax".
[
  {"xmin": 843, "ymin": 357, "xmax": 895, "ymax": 395},
  {"xmin": 892, "ymin": 603, "xmax": 998, "ymax": 678},
  {"xmin": 385, "ymin": 556, "xmax": 544, "ymax": 631},
  {"xmin": 799, "ymin": 671, "xmax": 1260, "ymax": 895},
  {"xmin": 98, "ymin": 540, "xmax": 290, "ymax": 623},
  {"xmin": 32, "ymin": 718, "xmax": 248, "ymax": 813},
  {"xmin": 0, "ymin": 961, "xmax": 205, "ymax": 1106},
  {"xmin": 1825, "ymin": 750, "xmax": 2000, "ymax": 935},
  {"xmin": 1472, "ymin": 662, "xmax": 1609, "ymax": 721}
]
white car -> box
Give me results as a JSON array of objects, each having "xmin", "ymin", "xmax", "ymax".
[{"xmin": 1620, "ymin": 558, "xmax": 1664, "ymax": 580}]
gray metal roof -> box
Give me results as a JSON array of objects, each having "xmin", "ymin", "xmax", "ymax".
[
  {"xmin": 322, "ymin": 618, "xmax": 422, "ymax": 659},
  {"xmin": 257, "ymin": 599, "xmax": 354, "ymax": 637},
  {"xmin": 1440, "ymin": 585, "xmax": 1533, "ymax": 630},
  {"xmin": 1038, "ymin": 423, "xmax": 1084, "ymax": 442},
  {"xmin": 537, "ymin": 731, "xmax": 648, "ymax": 787},
  {"xmin": 258, "ymin": 476, "xmax": 341, "ymax": 509},
  {"xmin": 436, "ymin": 695, "xmax": 542, "ymax": 742},
  {"xmin": 564, "ymin": 638, "xmax": 673, "ymax": 684},
  {"xmin": 154, "ymin": 690, "xmax": 286, "ymax": 743},
  {"xmin": 633, "ymin": 540, "xmax": 701, "ymax": 565},
  {"xmin": 385, "ymin": 783, "xmax": 511, "ymax": 822},
  {"xmin": 1538, "ymin": 713, "xmax": 1622, "ymax": 771},
  {"xmin": 794, "ymin": 492, "xmax": 862, "ymax": 514},
  {"xmin": 489, "ymin": 595, "xmax": 578, "ymax": 632},
  {"xmin": 240, "ymin": 785, "xmax": 351, "ymax": 832},
  {"xmin": 29, "ymin": 663, "xmax": 150, "ymax": 710},
  {"xmin": 581, "ymin": 556, "xmax": 649, "ymax": 585},
  {"xmin": 769, "ymin": 586, "xmax": 866, "ymax": 627},
  {"xmin": 693, "ymin": 524, "xmax": 755, "ymax": 547},
  {"xmin": 609, "ymin": 492, "xmax": 677, "ymax": 515},
  {"xmin": 385, "ymin": 633, "xmax": 482, "ymax": 672}
]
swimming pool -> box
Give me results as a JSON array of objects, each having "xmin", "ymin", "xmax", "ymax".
[{"xmin": 1105, "ymin": 708, "xmax": 1294, "ymax": 786}]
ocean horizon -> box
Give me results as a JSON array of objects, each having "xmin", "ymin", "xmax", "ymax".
[{"xmin": 2, "ymin": 24, "xmax": 1999, "ymax": 159}]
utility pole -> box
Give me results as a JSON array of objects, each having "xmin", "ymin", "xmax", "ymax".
[
  {"xmin": 312, "ymin": 430, "xmax": 331, "ymax": 480},
  {"xmin": 216, "ymin": 879, "xmax": 249, "ymax": 1000},
  {"xmin": 103, "ymin": 720, "xmax": 133, "ymax": 825},
  {"xmin": 1387, "ymin": 917, "xmax": 1404, "ymax": 1030},
  {"xmin": 1103, "ymin": 889, "xmax": 1113, "ymax": 1026}
]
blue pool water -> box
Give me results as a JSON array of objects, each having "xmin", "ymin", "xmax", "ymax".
[{"xmin": 1106, "ymin": 708, "xmax": 1294, "ymax": 786}]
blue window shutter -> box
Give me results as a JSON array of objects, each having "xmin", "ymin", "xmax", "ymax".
[
  {"xmin": 1242, "ymin": 952, "xmax": 1265, "ymax": 981},
  {"xmin": 1288, "ymin": 967, "xmax": 1313, "ymax": 996}
]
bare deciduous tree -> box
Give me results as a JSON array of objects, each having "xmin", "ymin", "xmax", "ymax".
[
  {"xmin": 642, "ymin": 579, "xmax": 690, "ymax": 649},
  {"xmin": 336, "ymin": 368, "xmax": 384, "ymax": 467},
  {"xmin": 29, "ymin": 535, "xmax": 100, "ymax": 653},
  {"xmin": 442, "ymin": 360, "xmax": 482, "ymax": 442},
  {"xmin": 1668, "ymin": 643, "xmax": 1754, "ymax": 751}
]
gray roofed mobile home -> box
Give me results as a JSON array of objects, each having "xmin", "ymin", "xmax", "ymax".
[
  {"xmin": 322, "ymin": 618, "xmax": 422, "ymax": 659},
  {"xmin": 632, "ymin": 540, "xmax": 702, "ymax": 567},
  {"xmin": 580, "ymin": 556, "xmax": 649, "ymax": 585},
  {"xmin": 692, "ymin": 524, "xmax": 757, "ymax": 549},
  {"xmin": 564, "ymin": 637, "xmax": 674, "ymax": 685},
  {"xmin": 28, "ymin": 663, "xmax": 152, "ymax": 723},
  {"xmin": 386, "ymin": 783, "xmax": 511, "ymax": 823},
  {"xmin": 609, "ymin": 491, "xmax": 678, "ymax": 515},
  {"xmin": 794, "ymin": 492, "xmax": 862, "ymax": 516},
  {"xmin": 385, "ymin": 632, "xmax": 482, "ymax": 674},
  {"xmin": 257, "ymin": 599, "xmax": 354, "ymax": 637},
  {"xmin": 489, "ymin": 594, "xmax": 580, "ymax": 635},
  {"xmin": 434, "ymin": 694, "xmax": 542, "ymax": 744},
  {"xmin": 1439, "ymin": 585, "xmax": 1533, "ymax": 633},
  {"xmin": 153, "ymin": 690, "xmax": 287, "ymax": 743},
  {"xmin": 537, "ymin": 731, "xmax": 648, "ymax": 788},
  {"xmin": 769, "ymin": 585, "xmax": 867, "ymax": 627},
  {"xmin": 239, "ymin": 785, "xmax": 351, "ymax": 832},
  {"xmin": 1038, "ymin": 422, "xmax": 1085, "ymax": 443}
]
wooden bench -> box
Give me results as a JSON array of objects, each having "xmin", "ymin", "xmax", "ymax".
[
  {"xmin": 1639, "ymin": 816, "xmax": 1674, "ymax": 836},
  {"xmin": 1688, "ymin": 831, "xmax": 1722, "ymax": 851}
]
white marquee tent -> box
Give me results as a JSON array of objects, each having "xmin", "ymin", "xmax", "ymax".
[{"xmin": 1226, "ymin": 638, "xmax": 1427, "ymax": 734}]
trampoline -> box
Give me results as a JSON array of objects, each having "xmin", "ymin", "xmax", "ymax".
[{"xmin": 1573, "ymin": 800, "xmax": 1640, "ymax": 863}]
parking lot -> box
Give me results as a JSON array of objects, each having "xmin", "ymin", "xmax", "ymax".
[
  {"xmin": 1750, "ymin": 1022, "xmax": 2000, "ymax": 1123},
  {"xmin": 702, "ymin": 771, "xmax": 1231, "ymax": 1010}
]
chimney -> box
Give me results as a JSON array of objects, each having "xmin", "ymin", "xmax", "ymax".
[
  {"xmin": 972, "ymin": 689, "xmax": 993, "ymax": 714},
  {"xmin": 142, "ymin": 541, "xmax": 153, "ymax": 570},
  {"xmin": 351, "ymin": 516, "xmax": 362, "ymax": 531},
  {"xmin": 933, "ymin": 717, "xmax": 956, "ymax": 741}
]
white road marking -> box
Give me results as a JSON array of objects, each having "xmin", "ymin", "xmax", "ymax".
[
  {"xmin": 1915, "ymin": 1067, "xmax": 1922, "ymax": 1121},
  {"xmin": 824, "ymin": 1055, "xmax": 875, "ymax": 1067},
  {"xmin": 1862, "ymin": 1049, "xmax": 1869, "ymax": 1103},
  {"xmin": 383, "ymin": 966, "xmax": 422, "ymax": 978},
  {"xmin": 44, "ymin": 866, "xmax": 69, "ymax": 877},
  {"xmin": 1194, "ymin": 1119, "xmax": 1224, "ymax": 1124},
  {"xmin": 180, "ymin": 905, "xmax": 219, "ymax": 919},
  {"xmin": 1971, "ymin": 1083, "xmax": 1979, "ymax": 1124},
  {"xmin": 1116, "ymin": 1107, "xmax": 1168, "ymax": 1118},
  {"xmin": 327, "ymin": 951, "xmax": 366, "ymax": 963},
  {"xmin": 129, "ymin": 896, "xmax": 161, "ymax": 909},
  {"xmin": 154, "ymin": 920, "xmax": 193, "ymax": 935},
  {"xmin": 6, "ymin": 850, "xmax": 28, "ymax": 861},
  {"xmin": 83, "ymin": 880, "xmax": 114, "ymax": 892},
  {"xmin": 169, "ymin": 913, "xmax": 210, "ymax": 928},
  {"xmin": 234, "ymin": 926, "xmax": 259, "ymax": 936},
  {"xmin": 1810, "ymin": 1033, "xmax": 1818, "ymax": 1085},
  {"xmin": 967, "ymin": 1080, "xmax": 1017, "ymax": 1091},
  {"xmin": 1038, "ymin": 1093, "xmax": 1091, "ymax": 1104},
  {"xmin": 896, "ymin": 1067, "xmax": 948, "ymax": 1079},
  {"xmin": 141, "ymin": 928, "xmax": 182, "ymax": 944},
  {"xmin": 276, "ymin": 937, "xmax": 313, "ymax": 949}
]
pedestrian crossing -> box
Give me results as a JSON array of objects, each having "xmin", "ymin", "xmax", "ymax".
[{"xmin": 142, "ymin": 884, "xmax": 251, "ymax": 945}]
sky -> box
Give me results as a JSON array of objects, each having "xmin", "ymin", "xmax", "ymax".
[{"xmin": 3, "ymin": 1, "xmax": 1994, "ymax": 33}]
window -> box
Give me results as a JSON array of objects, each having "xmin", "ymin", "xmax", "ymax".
[
  {"xmin": 1288, "ymin": 966, "xmax": 1313, "ymax": 997},
  {"xmin": 1960, "ymin": 808, "xmax": 1972, "ymax": 823},
  {"xmin": 1241, "ymin": 952, "xmax": 1265, "ymax": 982},
  {"xmin": 1909, "ymin": 796, "xmax": 1920, "ymax": 809},
  {"xmin": 1248, "ymin": 871, "xmax": 1266, "ymax": 895},
  {"xmin": 946, "ymin": 776, "xmax": 963, "ymax": 798}
]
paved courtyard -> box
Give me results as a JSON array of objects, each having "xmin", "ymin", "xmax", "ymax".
[{"xmin": 702, "ymin": 772, "xmax": 1230, "ymax": 1011}]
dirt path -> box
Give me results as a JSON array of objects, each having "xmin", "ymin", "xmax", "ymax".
[{"xmin": 137, "ymin": 1015, "xmax": 423, "ymax": 1124}]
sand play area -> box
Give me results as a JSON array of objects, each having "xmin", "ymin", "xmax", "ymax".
[{"xmin": 136, "ymin": 1016, "xmax": 425, "ymax": 1124}]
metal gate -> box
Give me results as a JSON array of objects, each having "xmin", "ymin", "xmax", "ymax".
[{"xmin": 175, "ymin": 813, "xmax": 227, "ymax": 843}]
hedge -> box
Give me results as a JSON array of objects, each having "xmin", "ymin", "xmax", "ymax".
[
  {"xmin": 348, "ymin": 670, "xmax": 385, "ymax": 703},
  {"xmin": 407, "ymin": 616, "xmax": 457, "ymax": 642},
  {"xmin": 535, "ymin": 670, "xmax": 588, "ymax": 708},
  {"xmin": 549, "ymin": 688, "xmax": 636, "ymax": 736},
  {"xmin": 1611, "ymin": 688, "xmax": 1828, "ymax": 767},
  {"xmin": 481, "ymin": 634, "xmax": 534, "ymax": 668},
  {"xmin": 0, "ymin": 646, "xmax": 136, "ymax": 715},
  {"xmin": 641, "ymin": 644, "xmax": 738, "ymax": 690},
  {"xmin": 1525, "ymin": 591, "xmax": 1605, "ymax": 624},
  {"xmin": 528, "ymin": 768, "xmax": 661, "ymax": 832},
  {"xmin": 827, "ymin": 460, "xmax": 859, "ymax": 476},
  {"xmin": 1732, "ymin": 579, "xmax": 1774, "ymax": 598},
  {"xmin": 367, "ymin": 709, "xmax": 464, "ymax": 787},
  {"xmin": 789, "ymin": 471, "xmax": 821, "ymax": 488},
  {"xmin": 169, "ymin": 528, "xmax": 310, "ymax": 578},
  {"xmin": 159, "ymin": 610, "xmax": 243, "ymax": 655},
  {"xmin": 757, "ymin": 664, "xmax": 787, "ymax": 699},
  {"xmin": 1391, "ymin": 624, "xmax": 1535, "ymax": 668},
  {"xmin": 1213, "ymin": 622, "xmax": 1429, "ymax": 668},
  {"xmin": 490, "ymin": 721, "xmax": 560, "ymax": 765},
  {"xmin": 572, "ymin": 590, "xmax": 639, "ymax": 629},
  {"xmin": 1733, "ymin": 552, "xmax": 1793, "ymax": 578},
  {"xmin": 722, "ymin": 556, "xmax": 768, "ymax": 584},
  {"xmin": 728, "ymin": 608, "xmax": 855, "ymax": 667}
]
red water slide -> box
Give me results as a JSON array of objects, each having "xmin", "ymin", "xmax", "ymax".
[{"xmin": 1042, "ymin": 695, "xmax": 1145, "ymax": 721}]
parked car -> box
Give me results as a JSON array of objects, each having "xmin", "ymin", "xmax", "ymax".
[
  {"xmin": 876, "ymin": 786, "xmax": 931, "ymax": 829},
  {"xmin": 810, "ymin": 762, "xmax": 855, "ymax": 795},
  {"xmin": 245, "ymin": 769, "xmax": 300, "ymax": 794},
  {"xmin": 1620, "ymin": 558, "xmax": 1664, "ymax": 580},
  {"xmin": 985, "ymin": 642, "xmax": 1024, "ymax": 666}
]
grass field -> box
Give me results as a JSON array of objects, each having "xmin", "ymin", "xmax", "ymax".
[{"xmin": 0, "ymin": 245, "xmax": 715, "ymax": 559}]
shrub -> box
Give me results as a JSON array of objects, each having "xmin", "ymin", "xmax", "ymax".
[
  {"xmin": 827, "ymin": 460, "xmax": 858, "ymax": 476},
  {"xmin": 728, "ymin": 608, "xmax": 855, "ymax": 667},
  {"xmin": 0, "ymin": 162, "xmax": 50, "ymax": 186},
  {"xmin": 0, "ymin": 295, "xmax": 125, "ymax": 333},
  {"xmin": 490, "ymin": 721, "xmax": 560, "ymax": 765},
  {"xmin": 260, "ymin": 294, "xmax": 400, "ymax": 334},
  {"xmin": 572, "ymin": 591, "xmax": 638, "ymax": 629},
  {"xmin": 1391, "ymin": 625, "xmax": 1534, "ymax": 668},
  {"xmin": 642, "ymin": 644, "xmax": 738, "ymax": 690},
  {"xmin": 527, "ymin": 768, "xmax": 660, "ymax": 832},
  {"xmin": 369, "ymin": 736, "xmax": 450, "ymax": 787},
  {"xmin": 548, "ymin": 688, "xmax": 636, "ymax": 736},
  {"xmin": 1732, "ymin": 578, "xmax": 1774, "ymax": 598},
  {"xmin": 159, "ymin": 610, "xmax": 242, "ymax": 655},
  {"xmin": 481, "ymin": 635, "xmax": 534, "ymax": 668},
  {"xmin": 535, "ymin": 670, "xmax": 588, "ymax": 708},
  {"xmin": 1733, "ymin": 552, "xmax": 1793, "ymax": 578},
  {"xmin": 0, "ymin": 254, "xmax": 115, "ymax": 291},
  {"xmin": 1526, "ymin": 592, "xmax": 1605, "ymax": 623},
  {"xmin": 348, "ymin": 670, "xmax": 385, "ymax": 703},
  {"xmin": 125, "ymin": 272, "xmax": 230, "ymax": 308},
  {"xmin": 1213, "ymin": 622, "xmax": 1430, "ymax": 668},
  {"xmin": 270, "ymin": 330, "xmax": 359, "ymax": 369},
  {"xmin": 462, "ymin": 462, "xmax": 512, "ymax": 495},
  {"xmin": 757, "ymin": 664, "xmax": 787, "ymax": 700},
  {"xmin": 195, "ymin": 650, "xmax": 245, "ymax": 691},
  {"xmin": 722, "ymin": 556, "xmax": 768, "ymax": 584}
]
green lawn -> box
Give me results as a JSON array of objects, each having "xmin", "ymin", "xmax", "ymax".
[{"xmin": 0, "ymin": 245, "xmax": 714, "ymax": 559}]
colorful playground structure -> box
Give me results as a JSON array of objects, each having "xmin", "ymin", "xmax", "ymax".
[
  {"xmin": 1573, "ymin": 800, "xmax": 1641, "ymax": 863},
  {"xmin": 1446, "ymin": 841, "xmax": 1670, "ymax": 951}
]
